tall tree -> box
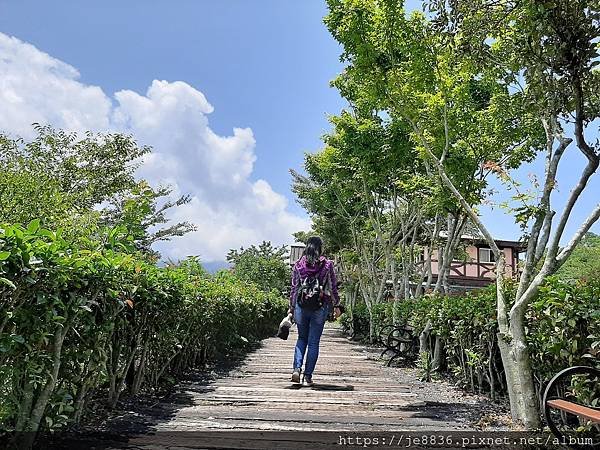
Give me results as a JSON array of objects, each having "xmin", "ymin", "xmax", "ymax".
[
  {"xmin": 293, "ymin": 110, "xmax": 439, "ymax": 338},
  {"xmin": 324, "ymin": 0, "xmax": 527, "ymax": 296},
  {"xmin": 101, "ymin": 180, "xmax": 196, "ymax": 259},
  {"xmin": 323, "ymin": 0, "xmax": 536, "ymax": 363},
  {"xmin": 0, "ymin": 126, "xmax": 148, "ymax": 231},
  {"xmin": 227, "ymin": 241, "xmax": 289, "ymax": 296},
  {"xmin": 322, "ymin": 0, "xmax": 600, "ymax": 427},
  {"xmin": 419, "ymin": 0, "xmax": 600, "ymax": 427},
  {"xmin": 0, "ymin": 126, "xmax": 196, "ymax": 259}
]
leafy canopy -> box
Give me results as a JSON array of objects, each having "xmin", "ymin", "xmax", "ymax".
[
  {"xmin": 226, "ymin": 241, "xmax": 290, "ymax": 296},
  {"xmin": 0, "ymin": 126, "xmax": 196, "ymax": 259},
  {"xmin": 556, "ymin": 232, "xmax": 600, "ymax": 282},
  {"xmin": 325, "ymin": 0, "xmax": 543, "ymax": 211}
]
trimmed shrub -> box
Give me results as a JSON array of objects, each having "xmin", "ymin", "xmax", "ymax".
[
  {"xmin": 344, "ymin": 278, "xmax": 600, "ymax": 402},
  {"xmin": 0, "ymin": 222, "xmax": 286, "ymax": 437}
]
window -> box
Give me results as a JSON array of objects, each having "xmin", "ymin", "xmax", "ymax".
[{"xmin": 478, "ymin": 247, "xmax": 495, "ymax": 263}]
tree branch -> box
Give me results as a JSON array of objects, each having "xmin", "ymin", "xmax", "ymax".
[
  {"xmin": 408, "ymin": 119, "xmax": 501, "ymax": 256},
  {"xmin": 555, "ymin": 202, "xmax": 600, "ymax": 267}
]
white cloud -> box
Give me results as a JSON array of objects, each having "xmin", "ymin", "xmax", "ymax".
[
  {"xmin": 0, "ymin": 33, "xmax": 111, "ymax": 137},
  {"xmin": 0, "ymin": 33, "xmax": 309, "ymax": 262}
]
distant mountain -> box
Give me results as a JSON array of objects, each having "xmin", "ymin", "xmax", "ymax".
[{"xmin": 202, "ymin": 260, "xmax": 230, "ymax": 274}]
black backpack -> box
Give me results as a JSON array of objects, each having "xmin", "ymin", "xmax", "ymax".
[{"xmin": 297, "ymin": 262, "xmax": 327, "ymax": 311}]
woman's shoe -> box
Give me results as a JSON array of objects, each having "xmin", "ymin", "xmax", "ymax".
[
  {"xmin": 291, "ymin": 368, "xmax": 301, "ymax": 383},
  {"xmin": 303, "ymin": 374, "xmax": 313, "ymax": 386}
]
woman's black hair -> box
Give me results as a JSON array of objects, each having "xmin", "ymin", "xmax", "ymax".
[{"xmin": 304, "ymin": 236, "xmax": 323, "ymax": 266}]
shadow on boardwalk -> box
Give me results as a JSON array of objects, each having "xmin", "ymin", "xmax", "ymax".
[{"xmin": 45, "ymin": 324, "xmax": 511, "ymax": 449}]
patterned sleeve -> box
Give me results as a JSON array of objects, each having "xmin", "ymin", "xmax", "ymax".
[
  {"xmin": 289, "ymin": 265, "xmax": 300, "ymax": 309},
  {"xmin": 329, "ymin": 261, "xmax": 340, "ymax": 306}
]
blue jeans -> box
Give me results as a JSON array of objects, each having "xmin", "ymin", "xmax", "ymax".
[{"xmin": 293, "ymin": 303, "xmax": 331, "ymax": 376}]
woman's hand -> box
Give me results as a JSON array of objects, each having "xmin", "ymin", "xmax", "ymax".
[{"xmin": 333, "ymin": 306, "xmax": 342, "ymax": 319}]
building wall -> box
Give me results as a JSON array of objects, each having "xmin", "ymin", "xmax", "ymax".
[{"xmin": 430, "ymin": 244, "xmax": 518, "ymax": 280}]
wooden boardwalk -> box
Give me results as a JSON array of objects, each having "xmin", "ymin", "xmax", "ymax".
[
  {"xmin": 149, "ymin": 324, "xmax": 500, "ymax": 433},
  {"xmin": 80, "ymin": 324, "xmax": 510, "ymax": 449}
]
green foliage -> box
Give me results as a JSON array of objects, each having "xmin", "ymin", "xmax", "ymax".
[
  {"xmin": 556, "ymin": 232, "xmax": 600, "ymax": 282},
  {"xmin": 0, "ymin": 126, "xmax": 148, "ymax": 232},
  {"xmin": 348, "ymin": 278, "xmax": 599, "ymax": 399},
  {"xmin": 292, "ymin": 231, "xmax": 311, "ymax": 245},
  {"xmin": 422, "ymin": 0, "xmax": 600, "ymax": 271},
  {"xmin": 527, "ymin": 277, "xmax": 600, "ymax": 380},
  {"xmin": 322, "ymin": 2, "xmax": 600, "ymax": 426},
  {"xmin": 0, "ymin": 128, "xmax": 197, "ymax": 263},
  {"xmin": 101, "ymin": 180, "xmax": 197, "ymax": 259},
  {"xmin": 226, "ymin": 241, "xmax": 289, "ymax": 296},
  {"xmin": 324, "ymin": 0, "xmax": 542, "ymax": 210},
  {"xmin": 339, "ymin": 302, "xmax": 387, "ymax": 338},
  {"xmin": 436, "ymin": 0, "xmax": 600, "ymax": 118},
  {"xmin": 340, "ymin": 300, "xmax": 412, "ymax": 340},
  {"xmin": 0, "ymin": 223, "xmax": 286, "ymax": 435}
]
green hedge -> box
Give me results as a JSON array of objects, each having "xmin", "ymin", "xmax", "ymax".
[
  {"xmin": 0, "ymin": 222, "xmax": 286, "ymax": 438},
  {"xmin": 526, "ymin": 277, "xmax": 600, "ymax": 400},
  {"xmin": 343, "ymin": 279, "xmax": 600, "ymax": 400},
  {"xmin": 339, "ymin": 300, "xmax": 414, "ymax": 341}
]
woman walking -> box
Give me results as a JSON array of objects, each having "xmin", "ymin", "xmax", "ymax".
[{"xmin": 288, "ymin": 236, "xmax": 341, "ymax": 385}]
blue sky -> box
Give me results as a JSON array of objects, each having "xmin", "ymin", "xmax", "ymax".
[
  {"xmin": 0, "ymin": 0, "xmax": 348, "ymax": 217},
  {"xmin": 0, "ymin": 0, "xmax": 597, "ymax": 262}
]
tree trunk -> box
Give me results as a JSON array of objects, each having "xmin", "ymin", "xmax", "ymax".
[
  {"xmin": 497, "ymin": 319, "xmax": 541, "ymax": 429},
  {"xmin": 495, "ymin": 253, "xmax": 541, "ymax": 429},
  {"xmin": 73, "ymin": 381, "xmax": 90, "ymax": 424},
  {"xmin": 111, "ymin": 341, "xmax": 139, "ymax": 408},
  {"xmin": 15, "ymin": 326, "xmax": 68, "ymax": 449},
  {"xmin": 155, "ymin": 348, "xmax": 181, "ymax": 385},
  {"xmin": 368, "ymin": 307, "xmax": 374, "ymax": 343},
  {"xmin": 107, "ymin": 330, "xmax": 138, "ymax": 409},
  {"xmin": 345, "ymin": 288, "xmax": 356, "ymax": 336},
  {"xmin": 389, "ymin": 249, "xmax": 400, "ymax": 325},
  {"xmin": 27, "ymin": 327, "xmax": 67, "ymax": 431},
  {"xmin": 432, "ymin": 335, "xmax": 444, "ymax": 372},
  {"xmin": 131, "ymin": 339, "xmax": 149, "ymax": 395},
  {"xmin": 14, "ymin": 381, "xmax": 34, "ymax": 432},
  {"xmin": 487, "ymin": 340, "xmax": 496, "ymax": 400},
  {"xmin": 419, "ymin": 320, "xmax": 433, "ymax": 356}
]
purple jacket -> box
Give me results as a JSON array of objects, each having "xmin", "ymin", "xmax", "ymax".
[{"xmin": 289, "ymin": 255, "xmax": 340, "ymax": 309}]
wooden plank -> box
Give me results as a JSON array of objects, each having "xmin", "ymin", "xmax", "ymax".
[
  {"xmin": 190, "ymin": 396, "xmax": 414, "ymax": 405},
  {"xmin": 200, "ymin": 384, "xmax": 415, "ymax": 392},
  {"xmin": 168, "ymin": 406, "xmax": 415, "ymax": 420},
  {"xmin": 153, "ymin": 418, "xmax": 463, "ymax": 432},
  {"xmin": 186, "ymin": 386, "xmax": 416, "ymax": 397},
  {"xmin": 547, "ymin": 399, "xmax": 600, "ymax": 423},
  {"xmin": 188, "ymin": 401, "xmax": 412, "ymax": 412}
]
